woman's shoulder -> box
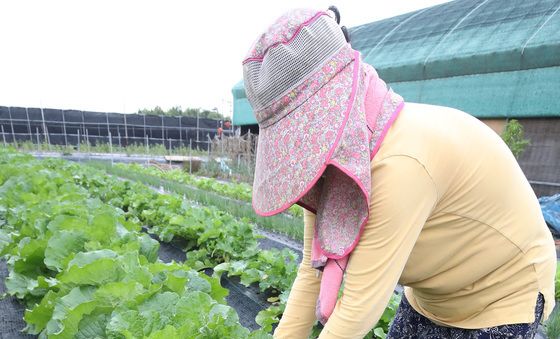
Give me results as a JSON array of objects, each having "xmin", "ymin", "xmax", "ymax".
[
  {"xmin": 375, "ymin": 102, "xmax": 493, "ymax": 162},
  {"xmin": 372, "ymin": 102, "xmax": 445, "ymax": 163}
]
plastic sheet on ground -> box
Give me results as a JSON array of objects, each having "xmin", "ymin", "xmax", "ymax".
[{"xmin": 540, "ymin": 194, "xmax": 560, "ymax": 236}]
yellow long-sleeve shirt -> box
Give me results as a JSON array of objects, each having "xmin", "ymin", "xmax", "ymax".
[{"xmin": 274, "ymin": 103, "xmax": 556, "ymax": 339}]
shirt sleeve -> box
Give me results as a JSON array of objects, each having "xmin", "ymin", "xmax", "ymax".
[
  {"xmin": 319, "ymin": 155, "xmax": 438, "ymax": 338},
  {"xmin": 274, "ymin": 208, "xmax": 321, "ymax": 338}
]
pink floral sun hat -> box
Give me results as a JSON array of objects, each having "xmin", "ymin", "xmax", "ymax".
[{"xmin": 243, "ymin": 8, "xmax": 404, "ymax": 323}]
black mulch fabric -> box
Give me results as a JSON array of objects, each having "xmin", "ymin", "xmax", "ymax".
[{"xmin": 0, "ymin": 260, "xmax": 36, "ymax": 339}]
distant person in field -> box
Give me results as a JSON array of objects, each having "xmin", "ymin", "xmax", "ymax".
[{"xmin": 242, "ymin": 7, "xmax": 556, "ymax": 339}]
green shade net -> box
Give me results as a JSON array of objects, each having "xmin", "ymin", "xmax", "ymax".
[{"xmin": 232, "ymin": 0, "xmax": 560, "ymax": 125}]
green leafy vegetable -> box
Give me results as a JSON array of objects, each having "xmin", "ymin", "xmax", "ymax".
[{"xmin": 0, "ymin": 150, "xmax": 265, "ymax": 338}]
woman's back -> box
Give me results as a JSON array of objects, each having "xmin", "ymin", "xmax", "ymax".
[{"xmin": 377, "ymin": 102, "xmax": 556, "ymax": 327}]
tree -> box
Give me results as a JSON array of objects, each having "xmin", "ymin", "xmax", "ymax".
[
  {"xmin": 138, "ymin": 106, "xmax": 164, "ymax": 115},
  {"xmin": 501, "ymin": 119, "xmax": 530, "ymax": 159},
  {"xmin": 136, "ymin": 106, "xmax": 227, "ymax": 120},
  {"xmin": 166, "ymin": 106, "xmax": 183, "ymax": 116}
]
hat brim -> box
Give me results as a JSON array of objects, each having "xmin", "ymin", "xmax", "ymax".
[{"xmin": 252, "ymin": 50, "xmax": 360, "ymax": 216}]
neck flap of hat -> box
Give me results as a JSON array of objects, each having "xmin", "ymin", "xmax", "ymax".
[{"xmin": 299, "ymin": 62, "xmax": 404, "ymax": 264}]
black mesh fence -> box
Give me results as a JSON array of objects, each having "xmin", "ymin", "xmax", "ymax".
[
  {"xmin": 518, "ymin": 118, "xmax": 560, "ymax": 197},
  {"xmin": 0, "ymin": 106, "xmax": 230, "ymax": 151}
]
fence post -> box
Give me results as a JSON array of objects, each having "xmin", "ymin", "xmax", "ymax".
[
  {"xmin": 109, "ymin": 131, "xmax": 113, "ymax": 166},
  {"xmin": 106, "ymin": 112, "xmax": 110, "ymax": 141},
  {"xmin": 40, "ymin": 108, "xmax": 50, "ymax": 146},
  {"xmin": 118, "ymin": 132, "xmax": 122, "ymax": 150},
  {"xmin": 207, "ymin": 134, "xmax": 211, "ymax": 157},
  {"xmin": 11, "ymin": 128, "xmax": 17, "ymax": 148},
  {"xmin": 196, "ymin": 111, "xmax": 200, "ymax": 145},
  {"xmin": 7, "ymin": 107, "xmax": 16, "ymax": 146},
  {"xmin": 179, "ymin": 116, "xmax": 182, "ymax": 147},
  {"xmin": 143, "ymin": 115, "xmax": 147, "ymax": 141},
  {"xmin": 189, "ymin": 139, "xmax": 192, "ymax": 174},
  {"xmin": 25, "ymin": 107, "xmax": 32, "ymax": 143},
  {"xmin": 161, "ymin": 115, "xmax": 164, "ymax": 147},
  {"xmin": 9, "ymin": 116, "xmax": 17, "ymax": 147},
  {"xmin": 108, "ymin": 131, "xmax": 113, "ymax": 153},
  {"xmin": 77, "ymin": 129, "xmax": 81, "ymax": 153},
  {"xmin": 145, "ymin": 135, "xmax": 149, "ymax": 154},
  {"xmin": 1, "ymin": 125, "xmax": 6, "ymax": 147},
  {"xmin": 62, "ymin": 109, "xmax": 68, "ymax": 147},
  {"xmin": 247, "ymin": 130, "xmax": 252, "ymax": 168},
  {"xmin": 36, "ymin": 127, "xmax": 40, "ymax": 152},
  {"xmin": 123, "ymin": 114, "xmax": 128, "ymax": 146},
  {"xmin": 45, "ymin": 126, "xmax": 51, "ymax": 151},
  {"xmin": 85, "ymin": 129, "xmax": 90, "ymax": 154}
]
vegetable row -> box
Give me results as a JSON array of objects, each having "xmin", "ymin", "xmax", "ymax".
[
  {"xmin": 0, "ymin": 151, "xmax": 269, "ymax": 338},
  {"xmin": 112, "ymin": 162, "xmax": 303, "ymax": 218},
  {"xmin": 84, "ymin": 160, "xmax": 401, "ymax": 338},
  {"xmin": 89, "ymin": 161, "xmax": 304, "ymax": 241}
]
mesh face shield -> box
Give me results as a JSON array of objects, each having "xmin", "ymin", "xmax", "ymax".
[{"xmin": 243, "ymin": 14, "xmax": 347, "ymax": 124}]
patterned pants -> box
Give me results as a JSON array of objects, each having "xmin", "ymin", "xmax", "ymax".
[{"xmin": 387, "ymin": 294, "xmax": 544, "ymax": 339}]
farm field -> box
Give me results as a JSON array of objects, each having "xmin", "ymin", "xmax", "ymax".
[
  {"xmin": 0, "ymin": 151, "xmax": 274, "ymax": 338},
  {"xmin": 2, "ymin": 149, "xmax": 557, "ymax": 338}
]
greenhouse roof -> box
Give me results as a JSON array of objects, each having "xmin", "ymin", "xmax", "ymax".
[{"xmin": 233, "ymin": 0, "xmax": 560, "ymax": 125}]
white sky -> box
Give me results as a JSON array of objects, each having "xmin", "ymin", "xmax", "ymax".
[{"xmin": 0, "ymin": 0, "xmax": 451, "ymax": 116}]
